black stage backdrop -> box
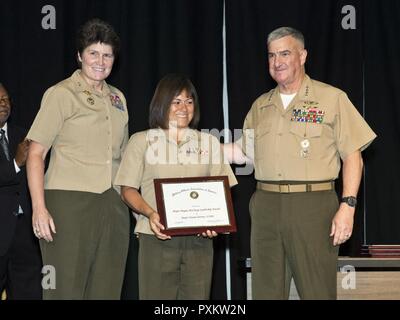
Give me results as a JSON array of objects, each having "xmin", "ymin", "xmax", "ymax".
[
  {"xmin": 0, "ymin": 0, "xmax": 398, "ymax": 300},
  {"xmin": 364, "ymin": 1, "xmax": 400, "ymax": 244},
  {"xmin": 0, "ymin": 0, "xmax": 224, "ymax": 132}
]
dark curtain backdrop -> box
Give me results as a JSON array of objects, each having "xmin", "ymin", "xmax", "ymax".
[
  {"xmin": 0, "ymin": 0, "xmax": 398, "ymax": 300},
  {"xmin": 0, "ymin": 0, "xmax": 224, "ymax": 133},
  {"xmin": 364, "ymin": 1, "xmax": 400, "ymax": 244}
]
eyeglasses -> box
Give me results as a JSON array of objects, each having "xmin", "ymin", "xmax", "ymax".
[
  {"xmin": 171, "ymin": 98, "xmax": 194, "ymax": 106},
  {"xmin": 0, "ymin": 96, "xmax": 11, "ymax": 105}
]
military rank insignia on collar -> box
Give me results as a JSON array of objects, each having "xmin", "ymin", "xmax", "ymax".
[
  {"xmin": 291, "ymin": 108, "xmax": 325, "ymax": 124},
  {"xmin": 81, "ymin": 90, "xmax": 95, "ymax": 105},
  {"xmin": 110, "ymin": 94, "xmax": 125, "ymax": 111},
  {"xmin": 87, "ymin": 97, "xmax": 95, "ymax": 105}
]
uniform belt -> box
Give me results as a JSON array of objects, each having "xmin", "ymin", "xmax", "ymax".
[{"xmin": 257, "ymin": 181, "xmax": 334, "ymax": 193}]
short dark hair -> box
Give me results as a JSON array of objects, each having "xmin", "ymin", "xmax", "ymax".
[
  {"xmin": 149, "ymin": 74, "xmax": 200, "ymax": 129},
  {"xmin": 76, "ymin": 18, "xmax": 120, "ymax": 59}
]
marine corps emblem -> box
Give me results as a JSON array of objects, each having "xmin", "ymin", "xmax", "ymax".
[{"xmin": 87, "ymin": 97, "xmax": 95, "ymax": 105}]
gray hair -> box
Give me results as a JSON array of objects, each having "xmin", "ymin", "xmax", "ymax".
[{"xmin": 267, "ymin": 27, "xmax": 305, "ymax": 48}]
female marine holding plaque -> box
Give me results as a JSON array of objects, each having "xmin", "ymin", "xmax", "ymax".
[{"xmin": 114, "ymin": 74, "xmax": 237, "ymax": 300}]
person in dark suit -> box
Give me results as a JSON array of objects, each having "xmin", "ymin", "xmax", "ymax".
[{"xmin": 0, "ymin": 82, "xmax": 42, "ymax": 300}]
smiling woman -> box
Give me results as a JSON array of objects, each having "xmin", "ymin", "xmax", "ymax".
[
  {"xmin": 75, "ymin": 18, "xmax": 119, "ymax": 92},
  {"xmin": 26, "ymin": 18, "xmax": 130, "ymax": 300},
  {"xmin": 114, "ymin": 74, "xmax": 238, "ymax": 300},
  {"xmin": 78, "ymin": 43, "xmax": 115, "ymax": 90}
]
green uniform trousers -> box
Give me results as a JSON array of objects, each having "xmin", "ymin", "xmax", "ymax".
[
  {"xmin": 138, "ymin": 234, "xmax": 213, "ymax": 300},
  {"xmin": 250, "ymin": 185, "xmax": 339, "ymax": 300},
  {"xmin": 41, "ymin": 188, "xmax": 130, "ymax": 299},
  {"xmin": 121, "ymin": 212, "xmax": 139, "ymax": 300}
]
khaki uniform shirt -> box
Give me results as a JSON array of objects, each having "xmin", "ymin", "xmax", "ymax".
[
  {"xmin": 27, "ymin": 70, "xmax": 129, "ymax": 193},
  {"xmin": 114, "ymin": 128, "xmax": 238, "ymax": 235},
  {"xmin": 242, "ymin": 75, "xmax": 376, "ymax": 181}
]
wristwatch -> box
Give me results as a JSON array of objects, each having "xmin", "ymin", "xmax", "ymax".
[{"xmin": 341, "ymin": 196, "xmax": 357, "ymax": 208}]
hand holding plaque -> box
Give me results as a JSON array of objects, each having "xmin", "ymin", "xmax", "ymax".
[
  {"xmin": 148, "ymin": 211, "xmax": 171, "ymax": 240},
  {"xmin": 154, "ymin": 176, "xmax": 237, "ymax": 236}
]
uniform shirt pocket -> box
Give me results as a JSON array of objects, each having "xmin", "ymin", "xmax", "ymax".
[
  {"xmin": 289, "ymin": 122, "xmax": 323, "ymax": 159},
  {"xmin": 289, "ymin": 121, "xmax": 322, "ymax": 138},
  {"xmin": 254, "ymin": 122, "xmax": 272, "ymax": 160}
]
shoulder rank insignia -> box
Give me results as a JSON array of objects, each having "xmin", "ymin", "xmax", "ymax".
[{"xmin": 110, "ymin": 94, "xmax": 125, "ymax": 111}]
